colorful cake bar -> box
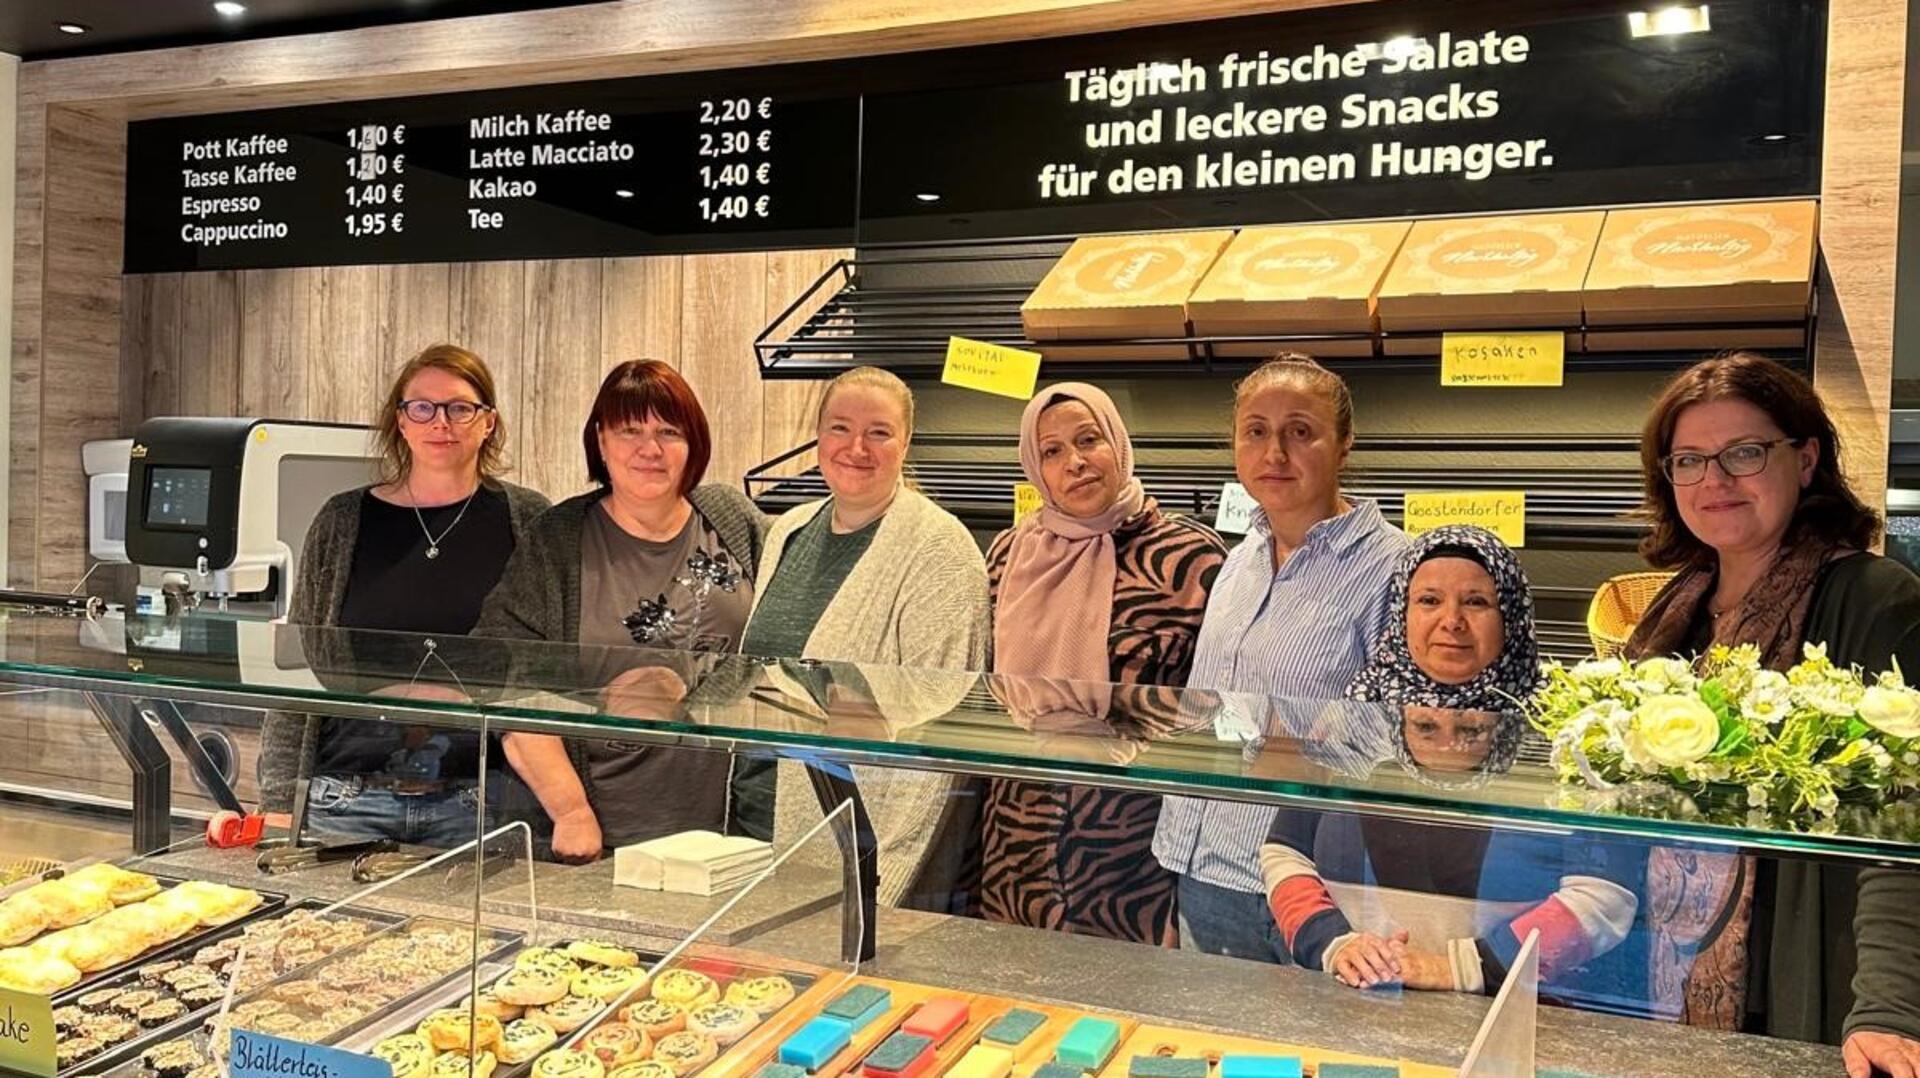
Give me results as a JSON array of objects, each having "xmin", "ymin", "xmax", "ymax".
[
  {"xmin": 1220, "ymin": 1057, "xmax": 1303, "ymax": 1078},
  {"xmin": 863, "ymin": 1032, "xmax": 935, "ymax": 1078},
  {"xmin": 824, "ymin": 985, "xmax": 894, "ymax": 1032},
  {"xmin": 945, "ymin": 1045, "xmax": 1014, "ymax": 1078},
  {"xmin": 1128, "ymin": 1057, "xmax": 1209, "ymax": 1078},
  {"xmin": 1054, "ymin": 1018, "xmax": 1122, "ymax": 1070},
  {"xmin": 982, "ymin": 1009, "xmax": 1047, "ymax": 1047},
  {"xmin": 902, "ymin": 998, "xmax": 969, "ymax": 1044},
  {"xmin": 1034, "ymin": 1064, "xmax": 1086, "ymax": 1078},
  {"xmin": 758, "ymin": 1067, "xmax": 811, "ymax": 1078},
  {"xmin": 780, "ymin": 1017, "xmax": 855, "ymax": 1069},
  {"xmin": 1318, "ymin": 1066, "xmax": 1399, "ymax": 1078}
]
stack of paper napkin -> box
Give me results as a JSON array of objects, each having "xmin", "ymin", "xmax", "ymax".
[{"xmin": 612, "ymin": 830, "xmax": 774, "ymax": 895}]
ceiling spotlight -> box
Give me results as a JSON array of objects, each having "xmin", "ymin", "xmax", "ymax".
[
  {"xmin": 1761, "ymin": 133, "xmax": 1789, "ymax": 141},
  {"xmin": 213, "ymin": 1, "xmax": 247, "ymax": 17},
  {"xmin": 914, "ymin": 192, "xmax": 941, "ymax": 203},
  {"xmin": 55, "ymin": 21, "xmax": 90, "ymax": 34},
  {"xmin": 1628, "ymin": 5, "xmax": 1711, "ymax": 38},
  {"xmin": 614, "ymin": 189, "xmax": 634, "ymax": 198}
]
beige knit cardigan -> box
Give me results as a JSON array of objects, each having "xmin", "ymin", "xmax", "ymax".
[{"xmin": 748, "ymin": 485, "xmax": 989, "ymax": 907}]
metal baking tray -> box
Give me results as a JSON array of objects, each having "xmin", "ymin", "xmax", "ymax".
[
  {"xmin": 337, "ymin": 941, "xmax": 816, "ymax": 1078},
  {"xmin": 32, "ymin": 873, "xmax": 291, "ymax": 1004},
  {"xmin": 58, "ymin": 898, "xmax": 407, "ymax": 1077},
  {"xmin": 91, "ymin": 917, "xmax": 524, "ymax": 1078}
]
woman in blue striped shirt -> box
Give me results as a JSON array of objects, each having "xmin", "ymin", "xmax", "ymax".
[{"xmin": 1152, "ymin": 353, "xmax": 1410, "ymax": 962}]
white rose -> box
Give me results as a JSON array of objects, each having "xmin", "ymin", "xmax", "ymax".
[
  {"xmin": 1634, "ymin": 695, "xmax": 1722, "ymax": 768},
  {"xmin": 1859, "ymin": 685, "xmax": 1920, "ymax": 739},
  {"xmin": 1574, "ymin": 658, "xmax": 1625, "ymax": 681}
]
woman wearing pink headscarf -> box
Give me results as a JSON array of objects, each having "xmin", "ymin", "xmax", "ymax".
[{"xmin": 979, "ymin": 382, "xmax": 1228, "ymax": 943}]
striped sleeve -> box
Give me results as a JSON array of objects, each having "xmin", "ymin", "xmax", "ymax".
[
  {"xmin": 1475, "ymin": 874, "xmax": 1638, "ymax": 988},
  {"xmin": 1260, "ymin": 809, "xmax": 1350, "ymax": 970}
]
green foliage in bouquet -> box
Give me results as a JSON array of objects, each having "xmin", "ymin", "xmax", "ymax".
[{"xmin": 1527, "ymin": 643, "xmax": 1920, "ymax": 817}]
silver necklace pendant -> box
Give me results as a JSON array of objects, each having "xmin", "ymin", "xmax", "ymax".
[{"xmin": 426, "ymin": 546, "xmax": 440, "ymax": 560}]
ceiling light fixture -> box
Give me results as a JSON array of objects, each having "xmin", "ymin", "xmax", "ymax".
[
  {"xmin": 614, "ymin": 189, "xmax": 634, "ymax": 198},
  {"xmin": 55, "ymin": 21, "xmax": 90, "ymax": 34},
  {"xmin": 213, "ymin": 1, "xmax": 248, "ymax": 17},
  {"xmin": 1761, "ymin": 133, "xmax": 1789, "ymax": 141},
  {"xmin": 915, "ymin": 193, "xmax": 941, "ymax": 203},
  {"xmin": 1628, "ymin": 5, "xmax": 1711, "ymax": 38}
]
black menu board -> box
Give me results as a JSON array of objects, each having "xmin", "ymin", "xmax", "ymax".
[
  {"xmin": 124, "ymin": 0, "xmax": 1824, "ymax": 272},
  {"xmin": 125, "ymin": 66, "xmax": 862, "ymax": 271}
]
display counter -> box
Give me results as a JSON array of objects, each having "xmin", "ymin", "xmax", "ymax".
[{"xmin": 0, "ymin": 607, "xmax": 1900, "ymax": 1077}]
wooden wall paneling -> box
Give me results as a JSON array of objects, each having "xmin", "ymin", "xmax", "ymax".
[
  {"xmin": 177, "ymin": 270, "xmax": 241, "ymax": 416},
  {"xmin": 759, "ymin": 248, "xmax": 846, "ymax": 480},
  {"xmin": 36, "ymin": 105, "xmax": 126, "ymax": 591},
  {"xmin": 680, "ymin": 252, "xmax": 767, "ymax": 490},
  {"xmin": 377, "ymin": 261, "xmax": 454, "ymax": 371},
  {"xmin": 522, "ymin": 259, "xmax": 604, "ymax": 500},
  {"xmin": 124, "ymin": 274, "xmax": 183, "ymax": 425},
  {"xmin": 449, "ymin": 260, "xmax": 531, "ymax": 483},
  {"xmin": 8, "ymin": 66, "xmax": 48, "ymax": 588},
  {"xmin": 308, "ymin": 265, "xmax": 384, "ymax": 425},
  {"xmin": 1814, "ymin": 0, "xmax": 1906, "ymax": 511},
  {"xmin": 601, "ymin": 256, "xmax": 683, "ymax": 371},
  {"xmin": 238, "ymin": 268, "xmax": 316, "ymax": 420}
]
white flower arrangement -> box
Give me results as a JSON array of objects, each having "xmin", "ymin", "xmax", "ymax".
[{"xmin": 1529, "ymin": 643, "xmax": 1920, "ymax": 818}]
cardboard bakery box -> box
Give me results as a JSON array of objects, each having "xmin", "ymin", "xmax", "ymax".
[
  {"xmin": 1020, "ymin": 230, "xmax": 1236, "ymax": 343},
  {"xmin": 1375, "ymin": 211, "xmax": 1605, "ymax": 333},
  {"xmin": 1582, "ymin": 199, "xmax": 1817, "ymax": 350},
  {"xmin": 1187, "ymin": 220, "xmax": 1411, "ymax": 357}
]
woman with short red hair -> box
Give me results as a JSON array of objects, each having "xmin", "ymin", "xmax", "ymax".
[{"xmin": 477, "ymin": 359, "xmax": 768, "ymax": 860}]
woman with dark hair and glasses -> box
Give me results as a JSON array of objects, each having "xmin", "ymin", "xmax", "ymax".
[
  {"xmin": 1625, "ymin": 353, "xmax": 1920, "ymax": 1074},
  {"xmin": 475, "ymin": 359, "xmax": 767, "ymax": 861},
  {"xmin": 258, "ymin": 343, "xmax": 551, "ymax": 845}
]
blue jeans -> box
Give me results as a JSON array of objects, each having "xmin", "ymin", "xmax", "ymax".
[
  {"xmin": 1176, "ymin": 874, "xmax": 1294, "ymax": 965},
  {"xmin": 306, "ymin": 774, "xmax": 500, "ymax": 849}
]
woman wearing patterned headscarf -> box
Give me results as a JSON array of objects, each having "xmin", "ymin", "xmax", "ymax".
[
  {"xmin": 978, "ymin": 382, "xmax": 1227, "ymax": 943},
  {"xmin": 1260, "ymin": 526, "xmax": 1642, "ymax": 1001}
]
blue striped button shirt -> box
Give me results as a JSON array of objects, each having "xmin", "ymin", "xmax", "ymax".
[{"xmin": 1152, "ymin": 497, "xmax": 1409, "ymax": 893}]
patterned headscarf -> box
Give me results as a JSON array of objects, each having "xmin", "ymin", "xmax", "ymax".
[{"xmin": 1344, "ymin": 525, "xmax": 1540, "ymax": 712}]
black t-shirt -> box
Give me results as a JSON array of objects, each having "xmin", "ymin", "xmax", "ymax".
[{"xmin": 314, "ymin": 487, "xmax": 516, "ymax": 781}]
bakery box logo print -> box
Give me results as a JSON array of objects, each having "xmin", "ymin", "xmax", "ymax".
[
  {"xmin": 1075, "ymin": 246, "xmax": 1182, "ymax": 295},
  {"xmin": 1243, "ymin": 238, "xmax": 1355, "ymax": 287},
  {"xmin": 1432, "ymin": 229, "xmax": 1551, "ymax": 278},
  {"xmin": 1634, "ymin": 220, "xmax": 1771, "ymax": 268}
]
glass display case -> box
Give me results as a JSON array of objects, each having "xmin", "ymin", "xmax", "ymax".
[{"xmin": 0, "ymin": 605, "xmax": 1898, "ymax": 1077}]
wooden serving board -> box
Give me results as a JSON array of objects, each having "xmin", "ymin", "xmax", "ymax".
[
  {"xmin": 955, "ymin": 999, "xmax": 1138, "ymax": 1078},
  {"xmin": 1097, "ymin": 1024, "xmax": 1452, "ymax": 1078}
]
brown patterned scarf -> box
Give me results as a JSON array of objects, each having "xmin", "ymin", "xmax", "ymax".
[{"xmin": 1626, "ymin": 537, "xmax": 1847, "ymax": 1028}]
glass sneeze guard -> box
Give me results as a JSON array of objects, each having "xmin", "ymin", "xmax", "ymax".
[{"xmin": 1, "ymin": 607, "xmax": 1917, "ymax": 864}]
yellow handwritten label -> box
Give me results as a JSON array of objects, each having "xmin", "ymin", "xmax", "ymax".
[
  {"xmin": 1403, "ymin": 491, "xmax": 1527, "ymax": 548},
  {"xmin": 0, "ymin": 987, "xmax": 57, "ymax": 1078},
  {"xmin": 1013, "ymin": 483, "xmax": 1046, "ymax": 525},
  {"xmin": 1440, "ymin": 332, "xmax": 1565, "ymax": 388},
  {"xmin": 941, "ymin": 336, "xmax": 1041, "ymax": 401}
]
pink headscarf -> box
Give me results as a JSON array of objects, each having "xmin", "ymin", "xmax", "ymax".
[{"xmin": 993, "ymin": 384, "xmax": 1148, "ymax": 701}]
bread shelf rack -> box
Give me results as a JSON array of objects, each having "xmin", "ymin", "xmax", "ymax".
[
  {"xmin": 752, "ymin": 246, "xmax": 1815, "ymax": 381},
  {"xmin": 744, "ymin": 432, "xmax": 1647, "ymax": 547}
]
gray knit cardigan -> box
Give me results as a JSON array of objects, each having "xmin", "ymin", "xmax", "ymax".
[{"xmin": 255, "ymin": 480, "xmax": 551, "ymax": 813}]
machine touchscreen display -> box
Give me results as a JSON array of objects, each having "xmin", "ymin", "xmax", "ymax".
[{"xmin": 146, "ymin": 467, "xmax": 213, "ymax": 528}]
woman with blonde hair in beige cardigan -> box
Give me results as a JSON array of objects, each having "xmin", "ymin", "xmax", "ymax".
[{"xmin": 736, "ymin": 366, "xmax": 989, "ymax": 909}]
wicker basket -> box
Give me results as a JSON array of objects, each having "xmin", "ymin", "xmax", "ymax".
[{"xmin": 1587, "ymin": 571, "xmax": 1677, "ymax": 659}]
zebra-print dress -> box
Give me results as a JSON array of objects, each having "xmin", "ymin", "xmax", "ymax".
[{"xmin": 980, "ymin": 507, "xmax": 1226, "ymax": 943}]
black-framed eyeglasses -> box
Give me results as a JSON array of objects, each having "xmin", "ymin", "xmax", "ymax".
[
  {"xmin": 398, "ymin": 399, "xmax": 492, "ymax": 425},
  {"xmin": 1661, "ymin": 438, "xmax": 1806, "ymax": 486}
]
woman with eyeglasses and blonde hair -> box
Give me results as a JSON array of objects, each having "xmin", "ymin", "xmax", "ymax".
[
  {"xmin": 257, "ymin": 343, "xmax": 551, "ymax": 845},
  {"xmin": 1625, "ymin": 353, "xmax": 1920, "ymax": 1073}
]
